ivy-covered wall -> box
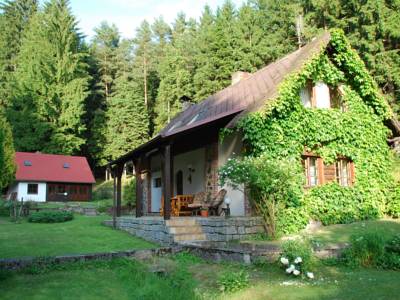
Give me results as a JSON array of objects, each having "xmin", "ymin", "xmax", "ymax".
[{"xmin": 235, "ymin": 30, "xmax": 397, "ymax": 232}]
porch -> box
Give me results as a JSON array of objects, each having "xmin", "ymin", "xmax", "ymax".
[
  {"xmin": 107, "ymin": 114, "xmax": 249, "ymax": 220},
  {"xmin": 103, "ymin": 216, "xmax": 264, "ymax": 245}
]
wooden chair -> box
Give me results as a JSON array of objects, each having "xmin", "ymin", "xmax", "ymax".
[
  {"xmin": 174, "ymin": 195, "xmax": 194, "ymax": 216},
  {"xmin": 208, "ymin": 189, "xmax": 227, "ymax": 216},
  {"xmin": 188, "ymin": 191, "xmax": 206, "ymax": 216}
]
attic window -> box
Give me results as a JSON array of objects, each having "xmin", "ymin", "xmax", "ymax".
[
  {"xmin": 63, "ymin": 163, "xmax": 70, "ymax": 169},
  {"xmin": 300, "ymin": 81, "xmax": 345, "ymax": 111},
  {"xmin": 24, "ymin": 160, "xmax": 32, "ymax": 166}
]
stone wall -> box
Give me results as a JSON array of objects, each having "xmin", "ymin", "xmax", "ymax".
[
  {"xmin": 195, "ymin": 217, "xmax": 264, "ymax": 242},
  {"xmin": 104, "ymin": 217, "xmax": 174, "ymax": 245}
]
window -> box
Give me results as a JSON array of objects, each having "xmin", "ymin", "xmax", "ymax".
[
  {"xmin": 336, "ymin": 159, "xmax": 352, "ymax": 187},
  {"xmin": 58, "ymin": 185, "xmax": 66, "ymax": 194},
  {"xmin": 24, "ymin": 160, "xmax": 32, "ymax": 166},
  {"xmin": 27, "ymin": 183, "xmax": 38, "ymax": 195},
  {"xmin": 154, "ymin": 178, "xmax": 162, "ymax": 188},
  {"xmin": 63, "ymin": 163, "xmax": 70, "ymax": 168},
  {"xmin": 304, "ymin": 156, "xmax": 320, "ymax": 187},
  {"xmin": 70, "ymin": 186, "xmax": 77, "ymax": 194},
  {"xmin": 300, "ymin": 82, "xmax": 345, "ymax": 110}
]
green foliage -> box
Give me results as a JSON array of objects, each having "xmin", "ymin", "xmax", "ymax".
[
  {"xmin": 0, "ymin": 113, "xmax": 16, "ymax": 189},
  {"xmin": 342, "ymin": 231, "xmax": 387, "ymax": 268},
  {"xmin": 387, "ymin": 185, "xmax": 400, "ymax": 218},
  {"xmin": 235, "ymin": 29, "xmax": 395, "ymax": 228},
  {"xmin": 28, "ymin": 210, "xmax": 74, "ymax": 223},
  {"xmin": 123, "ymin": 178, "xmax": 135, "ymax": 207},
  {"xmin": 8, "ymin": 0, "xmax": 90, "ymax": 154},
  {"xmin": 281, "ymin": 238, "xmax": 315, "ymax": 272},
  {"xmin": 220, "ymin": 156, "xmax": 305, "ymax": 238},
  {"xmin": 218, "ymin": 269, "xmax": 250, "ymax": 293}
]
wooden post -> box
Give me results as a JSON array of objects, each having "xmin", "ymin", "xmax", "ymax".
[
  {"xmin": 116, "ymin": 164, "xmax": 123, "ymax": 217},
  {"xmin": 163, "ymin": 144, "xmax": 172, "ymax": 220},
  {"xmin": 134, "ymin": 158, "xmax": 143, "ymax": 218},
  {"xmin": 112, "ymin": 168, "xmax": 117, "ymax": 229}
]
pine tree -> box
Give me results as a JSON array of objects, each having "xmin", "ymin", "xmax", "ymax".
[
  {"xmin": 9, "ymin": 0, "xmax": 90, "ymax": 155},
  {"xmin": 154, "ymin": 13, "xmax": 197, "ymax": 132},
  {"xmin": 104, "ymin": 40, "xmax": 149, "ymax": 160},
  {"xmin": 0, "ymin": 0, "xmax": 38, "ymax": 107},
  {"xmin": 0, "ymin": 111, "xmax": 15, "ymax": 189}
]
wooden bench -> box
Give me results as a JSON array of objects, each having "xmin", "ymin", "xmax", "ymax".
[{"xmin": 160, "ymin": 195, "xmax": 194, "ymax": 216}]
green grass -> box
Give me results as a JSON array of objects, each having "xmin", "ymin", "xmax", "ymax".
[
  {"xmin": 310, "ymin": 218, "xmax": 400, "ymax": 245},
  {"xmin": 1, "ymin": 256, "xmax": 399, "ymax": 300},
  {"xmin": 0, "ymin": 215, "xmax": 156, "ymax": 259}
]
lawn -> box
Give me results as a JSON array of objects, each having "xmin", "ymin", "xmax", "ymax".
[
  {"xmin": 1, "ymin": 254, "xmax": 399, "ymax": 300},
  {"xmin": 0, "ymin": 215, "xmax": 156, "ymax": 259}
]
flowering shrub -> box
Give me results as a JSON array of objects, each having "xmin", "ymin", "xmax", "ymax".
[
  {"xmin": 219, "ymin": 156, "xmax": 305, "ymax": 238},
  {"xmin": 279, "ymin": 238, "xmax": 315, "ymax": 279}
]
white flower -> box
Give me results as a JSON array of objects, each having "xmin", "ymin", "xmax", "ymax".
[
  {"xmin": 280, "ymin": 257, "xmax": 289, "ymax": 265},
  {"xmin": 293, "ymin": 269, "xmax": 300, "ymax": 276},
  {"xmin": 294, "ymin": 257, "xmax": 302, "ymax": 264},
  {"xmin": 306, "ymin": 272, "xmax": 314, "ymax": 279},
  {"xmin": 286, "ymin": 264, "xmax": 295, "ymax": 274}
]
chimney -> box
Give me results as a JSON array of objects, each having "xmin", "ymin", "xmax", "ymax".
[{"xmin": 231, "ymin": 71, "xmax": 251, "ymax": 85}]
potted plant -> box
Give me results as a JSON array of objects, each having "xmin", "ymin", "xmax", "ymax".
[{"xmin": 200, "ymin": 207, "xmax": 209, "ymax": 217}]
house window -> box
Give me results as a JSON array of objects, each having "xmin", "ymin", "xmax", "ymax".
[
  {"xmin": 27, "ymin": 183, "xmax": 38, "ymax": 195},
  {"xmin": 304, "ymin": 156, "xmax": 320, "ymax": 187},
  {"xmin": 154, "ymin": 178, "xmax": 162, "ymax": 188},
  {"xmin": 300, "ymin": 82, "xmax": 345, "ymax": 110},
  {"xmin": 58, "ymin": 185, "xmax": 66, "ymax": 194},
  {"xmin": 336, "ymin": 159, "xmax": 352, "ymax": 186},
  {"xmin": 80, "ymin": 186, "xmax": 87, "ymax": 194}
]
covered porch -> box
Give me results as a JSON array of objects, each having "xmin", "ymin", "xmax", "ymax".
[{"xmin": 108, "ymin": 113, "xmax": 248, "ymax": 220}]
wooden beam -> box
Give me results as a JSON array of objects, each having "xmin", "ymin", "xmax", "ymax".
[
  {"xmin": 163, "ymin": 144, "xmax": 172, "ymax": 220},
  {"xmin": 115, "ymin": 164, "xmax": 124, "ymax": 217},
  {"xmin": 112, "ymin": 167, "xmax": 117, "ymax": 229},
  {"xmin": 134, "ymin": 158, "xmax": 143, "ymax": 217}
]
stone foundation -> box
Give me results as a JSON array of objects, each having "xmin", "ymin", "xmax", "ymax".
[
  {"xmin": 195, "ymin": 217, "xmax": 264, "ymax": 242},
  {"xmin": 104, "ymin": 216, "xmax": 265, "ymax": 245}
]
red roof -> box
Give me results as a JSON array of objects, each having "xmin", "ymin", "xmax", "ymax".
[{"xmin": 15, "ymin": 152, "xmax": 96, "ymax": 184}]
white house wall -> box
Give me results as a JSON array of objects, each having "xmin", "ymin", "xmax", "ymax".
[
  {"xmin": 218, "ymin": 132, "xmax": 245, "ymax": 216},
  {"xmin": 173, "ymin": 148, "xmax": 205, "ymax": 196},
  {"xmin": 17, "ymin": 182, "xmax": 47, "ymax": 202}
]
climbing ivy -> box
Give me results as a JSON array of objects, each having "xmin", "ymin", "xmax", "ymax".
[{"xmin": 233, "ymin": 29, "xmax": 397, "ymax": 232}]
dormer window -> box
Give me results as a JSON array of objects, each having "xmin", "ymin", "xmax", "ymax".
[
  {"xmin": 63, "ymin": 163, "xmax": 70, "ymax": 169},
  {"xmin": 24, "ymin": 160, "xmax": 32, "ymax": 166},
  {"xmin": 300, "ymin": 81, "xmax": 345, "ymax": 110}
]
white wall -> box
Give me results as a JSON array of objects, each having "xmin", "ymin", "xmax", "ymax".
[
  {"xmin": 173, "ymin": 148, "xmax": 205, "ymax": 196},
  {"xmin": 218, "ymin": 132, "xmax": 245, "ymax": 216},
  {"xmin": 14, "ymin": 182, "xmax": 47, "ymax": 202}
]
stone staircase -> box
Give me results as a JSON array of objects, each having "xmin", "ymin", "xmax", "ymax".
[{"xmin": 165, "ymin": 218, "xmax": 207, "ymax": 243}]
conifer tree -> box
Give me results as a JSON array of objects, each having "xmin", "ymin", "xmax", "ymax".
[
  {"xmin": 0, "ymin": 111, "xmax": 15, "ymax": 189},
  {"xmin": 104, "ymin": 40, "xmax": 149, "ymax": 160},
  {"xmin": 0, "ymin": 0, "xmax": 37, "ymax": 107},
  {"xmin": 9, "ymin": 0, "xmax": 90, "ymax": 154}
]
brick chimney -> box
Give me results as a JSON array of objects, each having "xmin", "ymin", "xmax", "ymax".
[{"xmin": 231, "ymin": 71, "xmax": 251, "ymax": 85}]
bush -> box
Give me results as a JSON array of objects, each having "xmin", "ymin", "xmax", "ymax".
[
  {"xmin": 342, "ymin": 231, "xmax": 386, "ymax": 267},
  {"xmin": 123, "ymin": 178, "xmax": 136, "ymax": 207},
  {"xmin": 218, "ymin": 269, "xmax": 249, "ymax": 293},
  {"xmin": 387, "ymin": 185, "xmax": 400, "ymax": 218},
  {"xmin": 220, "ymin": 156, "xmax": 304, "ymax": 238},
  {"xmin": 281, "ymin": 238, "xmax": 315, "ymax": 273},
  {"xmin": 28, "ymin": 210, "xmax": 74, "ymax": 223}
]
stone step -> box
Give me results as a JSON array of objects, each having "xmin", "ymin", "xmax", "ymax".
[
  {"xmin": 173, "ymin": 233, "xmax": 207, "ymax": 242},
  {"xmin": 168, "ymin": 226, "xmax": 203, "ymax": 234},
  {"xmin": 165, "ymin": 218, "xmax": 197, "ymax": 227}
]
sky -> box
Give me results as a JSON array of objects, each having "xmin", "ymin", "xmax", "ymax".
[{"xmin": 68, "ymin": 0, "xmax": 246, "ymax": 40}]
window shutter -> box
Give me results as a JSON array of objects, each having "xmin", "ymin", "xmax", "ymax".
[
  {"xmin": 349, "ymin": 161, "xmax": 355, "ymax": 185},
  {"xmin": 317, "ymin": 158, "xmax": 325, "ymax": 185},
  {"xmin": 324, "ymin": 163, "xmax": 336, "ymax": 183}
]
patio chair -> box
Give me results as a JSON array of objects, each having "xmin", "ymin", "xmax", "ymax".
[
  {"xmin": 188, "ymin": 191, "xmax": 206, "ymax": 216},
  {"xmin": 208, "ymin": 189, "xmax": 227, "ymax": 216}
]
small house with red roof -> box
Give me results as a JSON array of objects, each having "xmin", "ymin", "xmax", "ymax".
[{"xmin": 7, "ymin": 152, "xmax": 96, "ymax": 202}]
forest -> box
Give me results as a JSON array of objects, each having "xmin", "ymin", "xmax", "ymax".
[{"xmin": 0, "ymin": 0, "xmax": 399, "ymax": 180}]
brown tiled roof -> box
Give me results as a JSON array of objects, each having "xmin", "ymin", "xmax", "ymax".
[{"xmin": 160, "ymin": 31, "xmax": 331, "ymax": 137}]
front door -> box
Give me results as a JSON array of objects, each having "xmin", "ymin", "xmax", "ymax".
[{"xmin": 151, "ymin": 171, "xmax": 162, "ymax": 213}]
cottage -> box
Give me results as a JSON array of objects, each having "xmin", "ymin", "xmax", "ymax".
[
  {"xmin": 108, "ymin": 31, "xmax": 399, "ymax": 223},
  {"xmin": 7, "ymin": 152, "xmax": 95, "ymax": 202}
]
